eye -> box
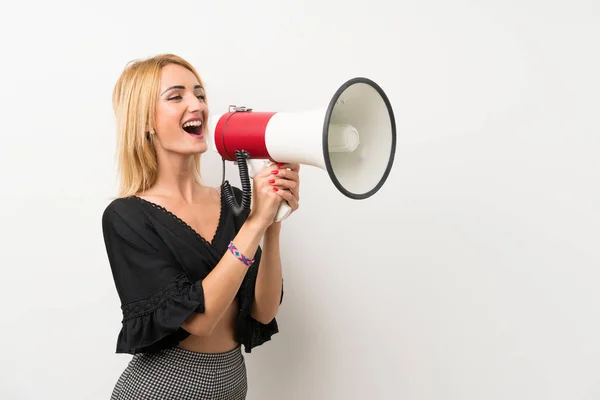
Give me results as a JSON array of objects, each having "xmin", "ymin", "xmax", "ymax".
[
  {"xmin": 167, "ymin": 95, "xmax": 182, "ymax": 101},
  {"xmin": 197, "ymin": 95, "xmax": 206, "ymax": 101}
]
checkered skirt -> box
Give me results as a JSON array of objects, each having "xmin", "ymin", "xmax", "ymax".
[{"xmin": 111, "ymin": 345, "xmax": 247, "ymax": 399}]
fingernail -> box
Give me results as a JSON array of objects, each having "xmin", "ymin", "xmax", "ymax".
[
  {"xmin": 268, "ymin": 179, "xmax": 275, "ymax": 184},
  {"xmin": 271, "ymin": 170, "xmax": 279, "ymax": 174},
  {"xmin": 277, "ymin": 163, "xmax": 284, "ymax": 167},
  {"xmin": 273, "ymin": 187, "xmax": 279, "ymax": 191}
]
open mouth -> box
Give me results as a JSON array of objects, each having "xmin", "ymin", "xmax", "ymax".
[{"xmin": 182, "ymin": 119, "xmax": 203, "ymax": 136}]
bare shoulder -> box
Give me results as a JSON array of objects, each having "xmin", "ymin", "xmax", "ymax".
[
  {"xmin": 133, "ymin": 186, "xmax": 168, "ymax": 207},
  {"xmin": 213, "ymin": 185, "xmax": 222, "ymax": 199}
]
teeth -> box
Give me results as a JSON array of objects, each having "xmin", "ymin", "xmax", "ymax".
[{"xmin": 183, "ymin": 120, "xmax": 202, "ymax": 128}]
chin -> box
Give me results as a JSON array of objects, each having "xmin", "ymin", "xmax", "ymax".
[
  {"xmin": 182, "ymin": 132, "xmax": 208, "ymax": 153},
  {"xmin": 190, "ymin": 141, "xmax": 208, "ymax": 155}
]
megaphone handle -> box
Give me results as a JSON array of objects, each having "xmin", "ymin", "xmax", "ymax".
[{"xmin": 274, "ymin": 201, "xmax": 292, "ymax": 222}]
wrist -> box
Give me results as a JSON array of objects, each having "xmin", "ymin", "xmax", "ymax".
[
  {"xmin": 245, "ymin": 214, "xmax": 270, "ymax": 236},
  {"xmin": 265, "ymin": 221, "xmax": 282, "ymax": 237}
]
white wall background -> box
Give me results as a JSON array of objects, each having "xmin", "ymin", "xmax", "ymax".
[{"xmin": 1, "ymin": 0, "xmax": 598, "ymax": 399}]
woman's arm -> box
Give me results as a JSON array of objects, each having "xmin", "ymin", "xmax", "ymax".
[
  {"xmin": 251, "ymin": 222, "xmax": 283, "ymax": 324},
  {"xmin": 182, "ymin": 172, "xmax": 286, "ymax": 337},
  {"xmin": 181, "ymin": 216, "xmax": 268, "ymax": 337},
  {"xmin": 249, "ymin": 162, "xmax": 300, "ymax": 323}
]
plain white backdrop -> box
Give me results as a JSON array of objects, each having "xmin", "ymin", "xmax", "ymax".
[{"xmin": 1, "ymin": 1, "xmax": 599, "ymax": 399}]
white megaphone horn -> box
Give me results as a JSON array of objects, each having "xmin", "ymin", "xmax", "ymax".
[{"xmin": 208, "ymin": 77, "xmax": 397, "ymax": 222}]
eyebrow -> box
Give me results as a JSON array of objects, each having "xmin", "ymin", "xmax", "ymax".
[{"xmin": 161, "ymin": 85, "xmax": 203, "ymax": 95}]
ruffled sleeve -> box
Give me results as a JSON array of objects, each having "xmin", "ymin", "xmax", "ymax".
[
  {"xmin": 102, "ymin": 199, "xmax": 205, "ymax": 354},
  {"xmin": 236, "ymin": 246, "xmax": 282, "ymax": 353}
]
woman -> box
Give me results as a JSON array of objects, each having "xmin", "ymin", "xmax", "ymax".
[{"xmin": 102, "ymin": 54, "xmax": 300, "ymax": 399}]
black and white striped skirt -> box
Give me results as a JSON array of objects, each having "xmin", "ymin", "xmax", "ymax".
[{"xmin": 111, "ymin": 345, "xmax": 247, "ymax": 399}]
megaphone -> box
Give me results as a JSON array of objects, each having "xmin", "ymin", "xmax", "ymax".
[{"xmin": 208, "ymin": 77, "xmax": 396, "ymax": 222}]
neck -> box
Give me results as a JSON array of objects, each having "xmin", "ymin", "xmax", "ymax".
[{"xmin": 152, "ymin": 149, "xmax": 202, "ymax": 203}]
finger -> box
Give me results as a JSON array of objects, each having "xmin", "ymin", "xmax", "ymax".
[
  {"xmin": 270, "ymin": 187, "xmax": 285, "ymax": 202},
  {"xmin": 255, "ymin": 165, "xmax": 280, "ymax": 178},
  {"xmin": 275, "ymin": 163, "xmax": 300, "ymax": 172},
  {"xmin": 274, "ymin": 188, "xmax": 299, "ymax": 210},
  {"xmin": 267, "ymin": 178, "xmax": 298, "ymax": 191},
  {"xmin": 272, "ymin": 168, "xmax": 300, "ymax": 200},
  {"xmin": 271, "ymin": 168, "xmax": 298, "ymax": 182},
  {"xmin": 250, "ymin": 161, "xmax": 280, "ymax": 178}
]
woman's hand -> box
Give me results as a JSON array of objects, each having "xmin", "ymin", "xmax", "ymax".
[
  {"xmin": 248, "ymin": 162, "xmax": 301, "ymax": 229},
  {"xmin": 269, "ymin": 163, "xmax": 300, "ymax": 215},
  {"xmin": 247, "ymin": 164, "xmax": 286, "ymax": 229}
]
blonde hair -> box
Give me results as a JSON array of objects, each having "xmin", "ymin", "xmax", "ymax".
[{"xmin": 112, "ymin": 54, "xmax": 206, "ymax": 197}]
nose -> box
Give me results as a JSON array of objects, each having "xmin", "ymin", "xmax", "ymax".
[{"xmin": 186, "ymin": 93, "xmax": 207, "ymax": 114}]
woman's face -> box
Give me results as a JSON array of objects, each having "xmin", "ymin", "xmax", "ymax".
[{"xmin": 152, "ymin": 63, "xmax": 208, "ymax": 156}]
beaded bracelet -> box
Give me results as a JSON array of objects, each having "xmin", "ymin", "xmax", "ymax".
[{"xmin": 228, "ymin": 241, "xmax": 254, "ymax": 267}]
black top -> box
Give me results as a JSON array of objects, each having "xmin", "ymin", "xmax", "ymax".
[{"xmin": 101, "ymin": 185, "xmax": 281, "ymax": 354}]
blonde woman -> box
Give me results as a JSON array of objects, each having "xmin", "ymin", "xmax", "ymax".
[{"xmin": 102, "ymin": 54, "xmax": 299, "ymax": 399}]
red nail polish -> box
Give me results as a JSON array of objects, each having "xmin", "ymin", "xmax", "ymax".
[
  {"xmin": 271, "ymin": 170, "xmax": 279, "ymax": 174},
  {"xmin": 277, "ymin": 163, "xmax": 284, "ymax": 167},
  {"xmin": 268, "ymin": 179, "xmax": 275, "ymax": 184},
  {"xmin": 273, "ymin": 187, "xmax": 279, "ymax": 191}
]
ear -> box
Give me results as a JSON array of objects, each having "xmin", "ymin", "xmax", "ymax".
[{"xmin": 145, "ymin": 120, "xmax": 155, "ymax": 140}]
